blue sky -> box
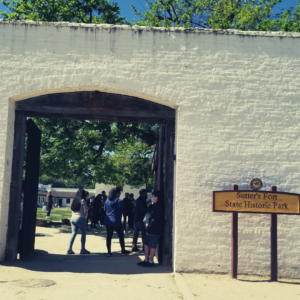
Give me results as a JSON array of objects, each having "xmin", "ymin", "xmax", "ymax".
[{"xmin": 1, "ymin": 0, "xmax": 299, "ymax": 22}]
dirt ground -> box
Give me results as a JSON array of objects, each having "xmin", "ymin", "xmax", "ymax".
[
  {"xmin": 0, "ymin": 225, "xmax": 181, "ymax": 300},
  {"xmin": 181, "ymin": 273, "xmax": 300, "ymax": 300},
  {"xmin": 1, "ymin": 225, "xmax": 299, "ymax": 300}
]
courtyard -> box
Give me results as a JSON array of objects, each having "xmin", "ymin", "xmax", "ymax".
[{"xmin": 0, "ymin": 225, "xmax": 299, "ymax": 300}]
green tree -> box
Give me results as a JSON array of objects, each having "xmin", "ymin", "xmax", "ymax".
[
  {"xmin": 39, "ymin": 175, "xmax": 95, "ymax": 188},
  {"xmin": 34, "ymin": 118, "xmax": 158, "ymax": 188},
  {"xmin": 132, "ymin": 0, "xmax": 300, "ymax": 32},
  {"xmin": 1, "ymin": 0, "xmax": 126, "ymax": 24}
]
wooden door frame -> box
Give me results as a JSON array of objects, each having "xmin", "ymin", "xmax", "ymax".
[
  {"xmin": 5, "ymin": 111, "xmax": 27, "ymax": 261},
  {"xmin": 152, "ymin": 122, "xmax": 175, "ymax": 265},
  {"xmin": 5, "ymin": 90, "xmax": 176, "ymax": 262},
  {"xmin": 19, "ymin": 119, "xmax": 41, "ymax": 259}
]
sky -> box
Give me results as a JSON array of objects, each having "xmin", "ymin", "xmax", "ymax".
[{"xmin": 0, "ymin": 0, "xmax": 299, "ymax": 22}]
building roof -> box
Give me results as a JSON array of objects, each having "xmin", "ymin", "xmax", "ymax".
[
  {"xmin": 38, "ymin": 191, "xmax": 47, "ymax": 196},
  {"xmin": 52, "ymin": 191, "xmax": 95, "ymax": 198},
  {"xmin": 37, "ymin": 190, "xmax": 95, "ymax": 198}
]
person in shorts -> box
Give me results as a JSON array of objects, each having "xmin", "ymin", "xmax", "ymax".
[{"xmin": 137, "ymin": 191, "xmax": 164, "ymax": 267}]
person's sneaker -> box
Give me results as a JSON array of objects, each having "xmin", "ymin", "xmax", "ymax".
[
  {"xmin": 67, "ymin": 249, "xmax": 75, "ymax": 255},
  {"xmin": 132, "ymin": 246, "xmax": 140, "ymax": 252},
  {"xmin": 121, "ymin": 250, "xmax": 131, "ymax": 256},
  {"xmin": 137, "ymin": 260, "xmax": 149, "ymax": 266},
  {"xmin": 46, "ymin": 216, "xmax": 50, "ymax": 219},
  {"xmin": 143, "ymin": 262, "xmax": 155, "ymax": 267},
  {"xmin": 80, "ymin": 249, "xmax": 90, "ymax": 255},
  {"xmin": 106, "ymin": 253, "xmax": 112, "ymax": 257}
]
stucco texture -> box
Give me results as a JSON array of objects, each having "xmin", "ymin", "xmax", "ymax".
[{"xmin": 0, "ymin": 20, "xmax": 300, "ymax": 278}]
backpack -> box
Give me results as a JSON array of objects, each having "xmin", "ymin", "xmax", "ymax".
[{"xmin": 71, "ymin": 198, "xmax": 81, "ymax": 212}]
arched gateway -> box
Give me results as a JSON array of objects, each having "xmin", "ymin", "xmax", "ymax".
[
  {"xmin": 1, "ymin": 20, "xmax": 300, "ymax": 277},
  {"xmin": 6, "ymin": 88, "xmax": 176, "ymax": 262}
]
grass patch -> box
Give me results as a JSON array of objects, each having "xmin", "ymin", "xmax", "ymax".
[{"xmin": 37, "ymin": 207, "xmax": 72, "ymax": 222}]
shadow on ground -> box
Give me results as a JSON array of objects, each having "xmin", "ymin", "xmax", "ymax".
[
  {"xmin": 2, "ymin": 250, "xmax": 171, "ymax": 275},
  {"xmin": 238, "ymin": 279, "xmax": 300, "ymax": 285}
]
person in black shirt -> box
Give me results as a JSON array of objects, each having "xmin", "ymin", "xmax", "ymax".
[
  {"xmin": 123, "ymin": 193, "xmax": 133, "ymax": 232},
  {"xmin": 128, "ymin": 193, "xmax": 135, "ymax": 231},
  {"xmin": 46, "ymin": 192, "xmax": 53, "ymax": 219},
  {"xmin": 132, "ymin": 189, "xmax": 148, "ymax": 252},
  {"xmin": 99, "ymin": 191, "xmax": 107, "ymax": 226},
  {"xmin": 137, "ymin": 191, "xmax": 164, "ymax": 267}
]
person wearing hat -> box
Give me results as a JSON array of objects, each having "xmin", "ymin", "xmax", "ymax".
[{"xmin": 132, "ymin": 189, "xmax": 148, "ymax": 252}]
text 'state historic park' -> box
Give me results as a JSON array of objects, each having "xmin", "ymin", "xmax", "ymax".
[{"xmin": 213, "ymin": 191, "xmax": 300, "ymax": 215}]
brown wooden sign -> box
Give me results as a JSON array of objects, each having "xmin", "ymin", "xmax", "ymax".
[{"xmin": 212, "ymin": 191, "xmax": 300, "ymax": 215}]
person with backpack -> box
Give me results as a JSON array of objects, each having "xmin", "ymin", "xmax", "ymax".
[
  {"xmin": 67, "ymin": 189, "xmax": 90, "ymax": 255},
  {"xmin": 104, "ymin": 188, "xmax": 131, "ymax": 257},
  {"xmin": 137, "ymin": 191, "xmax": 164, "ymax": 267}
]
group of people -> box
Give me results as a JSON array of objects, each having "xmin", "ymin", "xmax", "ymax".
[
  {"xmin": 67, "ymin": 188, "xmax": 164, "ymax": 267},
  {"xmin": 86, "ymin": 191, "xmax": 136, "ymax": 232}
]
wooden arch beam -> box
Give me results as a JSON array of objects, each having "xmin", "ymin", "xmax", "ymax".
[{"xmin": 14, "ymin": 89, "xmax": 176, "ymax": 124}]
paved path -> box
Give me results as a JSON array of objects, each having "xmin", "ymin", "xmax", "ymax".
[
  {"xmin": 180, "ymin": 273, "xmax": 300, "ymax": 300},
  {"xmin": 1, "ymin": 225, "xmax": 299, "ymax": 300},
  {"xmin": 0, "ymin": 225, "xmax": 182, "ymax": 300}
]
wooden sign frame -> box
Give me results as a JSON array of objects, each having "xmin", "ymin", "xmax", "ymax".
[
  {"xmin": 212, "ymin": 190, "xmax": 300, "ymax": 215},
  {"xmin": 213, "ymin": 184, "xmax": 300, "ymax": 282}
]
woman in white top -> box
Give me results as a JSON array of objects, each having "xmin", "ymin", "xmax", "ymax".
[{"xmin": 67, "ymin": 189, "xmax": 90, "ymax": 255}]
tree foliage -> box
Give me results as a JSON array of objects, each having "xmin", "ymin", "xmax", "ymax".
[
  {"xmin": 33, "ymin": 118, "xmax": 158, "ymax": 188},
  {"xmin": 132, "ymin": 0, "xmax": 300, "ymax": 32},
  {"xmin": 39, "ymin": 175, "xmax": 95, "ymax": 189},
  {"xmin": 1, "ymin": 0, "xmax": 126, "ymax": 24}
]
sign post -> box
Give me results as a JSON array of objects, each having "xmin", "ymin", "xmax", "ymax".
[
  {"xmin": 212, "ymin": 183, "xmax": 300, "ymax": 279},
  {"xmin": 270, "ymin": 185, "xmax": 277, "ymax": 281},
  {"xmin": 231, "ymin": 184, "xmax": 238, "ymax": 279}
]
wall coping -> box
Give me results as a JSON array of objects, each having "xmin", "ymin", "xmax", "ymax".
[{"xmin": 1, "ymin": 18, "xmax": 300, "ymax": 38}]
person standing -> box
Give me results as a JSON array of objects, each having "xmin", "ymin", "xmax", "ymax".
[
  {"xmin": 67, "ymin": 189, "xmax": 90, "ymax": 255},
  {"xmin": 137, "ymin": 191, "xmax": 164, "ymax": 267},
  {"xmin": 122, "ymin": 193, "xmax": 133, "ymax": 233},
  {"xmin": 46, "ymin": 191, "xmax": 53, "ymax": 219},
  {"xmin": 104, "ymin": 188, "xmax": 131, "ymax": 257},
  {"xmin": 132, "ymin": 189, "xmax": 148, "ymax": 252},
  {"xmin": 128, "ymin": 193, "xmax": 135, "ymax": 232},
  {"xmin": 85, "ymin": 191, "xmax": 91, "ymax": 231},
  {"xmin": 99, "ymin": 191, "xmax": 107, "ymax": 226},
  {"xmin": 91, "ymin": 194, "xmax": 101, "ymax": 228}
]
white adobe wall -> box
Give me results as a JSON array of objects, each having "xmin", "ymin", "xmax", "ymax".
[{"xmin": 0, "ymin": 21, "xmax": 300, "ymax": 278}]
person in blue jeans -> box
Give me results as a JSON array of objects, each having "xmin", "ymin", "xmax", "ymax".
[
  {"xmin": 104, "ymin": 188, "xmax": 131, "ymax": 257},
  {"xmin": 67, "ymin": 189, "xmax": 90, "ymax": 255}
]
